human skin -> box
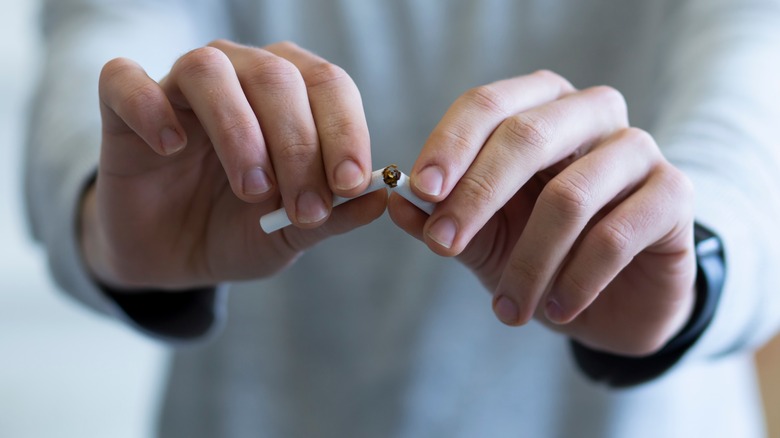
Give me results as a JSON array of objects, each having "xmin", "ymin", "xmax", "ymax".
[
  {"xmin": 81, "ymin": 40, "xmax": 387, "ymax": 289},
  {"xmin": 388, "ymin": 71, "xmax": 696, "ymax": 356},
  {"xmin": 81, "ymin": 40, "xmax": 696, "ymax": 357}
]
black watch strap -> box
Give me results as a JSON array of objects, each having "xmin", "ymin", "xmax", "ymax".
[{"xmin": 569, "ymin": 222, "xmax": 726, "ymax": 387}]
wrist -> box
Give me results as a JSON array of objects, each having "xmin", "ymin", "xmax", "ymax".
[
  {"xmin": 569, "ymin": 221, "xmax": 725, "ymax": 387},
  {"xmin": 78, "ymin": 181, "xmax": 120, "ymax": 289}
]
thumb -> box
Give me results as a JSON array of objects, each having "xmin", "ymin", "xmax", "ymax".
[
  {"xmin": 275, "ymin": 189, "xmax": 388, "ymax": 253},
  {"xmin": 98, "ymin": 57, "xmax": 188, "ymax": 172}
]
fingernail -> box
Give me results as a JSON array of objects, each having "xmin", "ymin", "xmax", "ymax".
[
  {"xmin": 160, "ymin": 127, "xmax": 185, "ymax": 155},
  {"xmin": 334, "ymin": 159, "xmax": 365, "ymax": 191},
  {"xmin": 414, "ymin": 166, "xmax": 444, "ymax": 197},
  {"xmin": 296, "ymin": 191, "xmax": 329, "ymax": 224},
  {"xmin": 493, "ymin": 295, "xmax": 519, "ymax": 325},
  {"xmin": 426, "ymin": 216, "xmax": 457, "ymax": 249},
  {"xmin": 243, "ymin": 167, "xmax": 272, "ymax": 196},
  {"xmin": 545, "ymin": 297, "xmax": 565, "ymax": 324}
]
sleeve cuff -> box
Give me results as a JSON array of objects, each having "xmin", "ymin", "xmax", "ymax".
[
  {"xmin": 46, "ymin": 164, "xmax": 227, "ymax": 345},
  {"xmin": 103, "ymin": 285, "xmax": 228, "ymax": 344}
]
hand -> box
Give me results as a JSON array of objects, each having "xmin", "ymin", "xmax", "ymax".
[
  {"xmin": 389, "ymin": 70, "xmax": 696, "ymax": 356},
  {"xmin": 81, "ymin": 40, "xmax": 386, "ymax": 290}
]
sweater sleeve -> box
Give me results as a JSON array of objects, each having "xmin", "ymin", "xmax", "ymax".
[
  {"xmin": 652, "ymin": 0, "xmax": 780, "ymax": 359},
  {"xmin": 568, "ymin": 0, "xmax": 780, "ymax": 385},
  {"xmin": 24, "ymin": 0, "xmax": 232, "ymax": 344}
]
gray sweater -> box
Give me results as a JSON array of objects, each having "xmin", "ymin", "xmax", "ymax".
[{"xmin": 26, "ymin": 0, "xmax": 780, "ymax": 436}]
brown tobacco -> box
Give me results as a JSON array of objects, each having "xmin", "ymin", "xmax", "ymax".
[{"xmin": 382, "ymin": 164, "xmax": 401, "ymax": 188}]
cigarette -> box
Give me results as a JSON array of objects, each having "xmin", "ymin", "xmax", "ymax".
[
  {"xmin": 390, "ymin": 170, "xmax": 436, "ymax": 215},
  {"xmin": 259, "ymin": 165, "xmax": 437, "ymax": 233},
  {"xmin": 260, "ymin": 168, "xmax": 388, "ymax": 233}
]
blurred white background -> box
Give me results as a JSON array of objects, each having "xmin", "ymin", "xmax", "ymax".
[{"xmin": 0, "ymin": 1, "xmax": 168, "ymax": 437}]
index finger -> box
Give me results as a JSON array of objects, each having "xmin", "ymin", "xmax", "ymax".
[
  {"xmin": 206, "ymin": 40, "xmax": 333, "ymax": 227},
  {"xmin": 161, "ymin": 47, "xmax": 275, "ymax": 203},
  {"xmin": 410, "ymin": 70, "xmax": 575, "ymax": 201},
  {"xmin": 424, "ymin": 85, "xmax": 629, "ymax": 256},
  {"xmin": 264, "ymin": 41, "xmax": 372, "ymax": 198}
]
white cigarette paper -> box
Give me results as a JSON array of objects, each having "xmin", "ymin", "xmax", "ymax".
[
  {"xmin": 259, "ymin": 169, "xmax": 388, "ymax": 233},
  {"xmin": 259, "ymin": 166, "xmax": 438, "ymax": 233},
  {"xmin": 391, "ymin": 171, "xmax": 436, "ymax": 215}
]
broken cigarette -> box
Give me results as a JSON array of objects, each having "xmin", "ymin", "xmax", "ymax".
[
  {"xmin": 259, "ymin": 165, "xmax": 436, "ymax": 233},
  {"xmin": 389, "ymin": 169, "xmax": 436, "ymax": 215}
]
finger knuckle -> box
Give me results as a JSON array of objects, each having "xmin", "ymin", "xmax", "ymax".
[
  {"xmin": 123, "ymin": 82, "xmax": 164, "ymax": 115},
  {"xmin": 99, "ymin": 59, "xmax": 164, "ymax": 115},
  {"xmin": 657, "ymin": 163, "xmax": 695, "ymax": 203},
  {"xmin": 594, "ymin": 216, "xmax": 635, "ymax": 256},
  {"xmin": 245, "ymin": 54, "xmax": 302, "ymax": 88},
  {"xmin": 501, "ymin": 113, "xmax": 553, "ymax": 156},
  {"xmin": 508, "ymin": 257, "xmax": 544, "ymax": 286},
  {"xmin": 462, "ymin": 84, "xmax": 509, "ymax": 115},
  {"xmin": 207, "ymin": 38, "xmax": 233, "ymax": 48},
  {"xmin": 99, "ymin": 59, "xmax": 139, "ymax": 102},
  {"xmin": 272, "ymin": 40, "xmax": 301, "ymax": 52},
  {"xmin": 532, "ymin": 69, "xmax": 560, "ymax": 81},
  {"xmin": 620, "ymin": 126, "xmax": 659, "ymax": 154},
  {"xmin": 532, "ymin": 69, "xmax": 576, "ymax": 93},
  {"xmin": 99, "ymin": 58, "xmax": 136, "ymax": 87},
  {"xmin": 175, "ymin": 46, "xmax": 230, "ymax": 79},
  {"xmin": 277, "ymin": 138, "xmax": 320, "ymax": 163},
  {"xmin": 222, "ymin": 116, "xmax": 260, "ymax": 143},
  {"xmin": 559, "ymin": 271, "xmax": 595, "ymax": 302},
  {"xmin": 319, "ymin": 111, "xmax": 362, "ymax": 143},
  {"xmin": 459, "ymin": 171, "xmax": 501, "ymax": 206},
  {"xmin": 591, "ymin": 85, "xmax": 626, "ymax": 107},
  {"xmin": 610, "ymin": 128, "xmax": 665, "ymax": 167},
  {"xmin": 677, "ymin": 172, "xmax": 696, "ymax": 203},
  {"xmin": 542, "ymin": 171, "xmax": 594, "ymax": 218},
  {"xmin": 621, "ymin": 127, "xmax": 653, "ymax": 146},
  {"xmin": 304, "ymin": 61, "xmax": 348, "ymax": 88},
  {"xmin": 428, "ymin": 123, "xmax": 475, "ymax": 156},
  {"xmin": 589, "ymin": 85, "xmax": 628, "ymax": 123}
]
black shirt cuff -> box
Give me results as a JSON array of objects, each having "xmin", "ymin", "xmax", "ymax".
[{"xmin": 106, "ymin": 287, "xmax": 221, "ymax": 342}]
